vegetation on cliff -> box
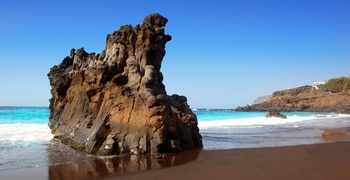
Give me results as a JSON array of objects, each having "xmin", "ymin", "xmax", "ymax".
[{"xmin": 323, "ymin": 76, "xmax": 350, "ymax": 94}]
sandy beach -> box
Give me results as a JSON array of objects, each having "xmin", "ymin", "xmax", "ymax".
[
  {"xmin": 2, "ymin": 128, "xmax": 350, "ymax": 180},
  {"xmin": 112, "ymin": 142, "xmax": 350, "ymax": 180},
  {"xmin": 107, "ymin": 127, "xmax": 350, "ymax": 180}
]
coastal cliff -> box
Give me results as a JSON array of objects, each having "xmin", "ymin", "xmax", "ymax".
[
  {"xmin": 47, "ymin": 14, "xmax": 202, "ymax": 155},
  {"xmin": 236, "ymin": 82, "xmax": 350, "ymax": 113}
]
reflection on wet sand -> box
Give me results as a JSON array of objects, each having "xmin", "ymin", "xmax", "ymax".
[
  {"xmin": 48, "ymin": 150, "xmax": 201, "ymax": 180},
  {"xmin": 319, "ymin": 127, "xmax": 350, "ymax": 141}
]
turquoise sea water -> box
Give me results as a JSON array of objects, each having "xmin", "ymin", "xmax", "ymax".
[
  {"xmin": 195, "ymin": 109, "xmax": 350, "ymax": 149},
  {"xmin": 1, "ymin": 106, "xmax": 350, "ymax": 171},
  {"xmin": 0, "ymin": 107, "xmax": 94, "ymax": 171}
]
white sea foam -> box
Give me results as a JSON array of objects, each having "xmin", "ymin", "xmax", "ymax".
[
  {"xmin": 199, "ymin": 113, "xmax": 350, "ymax": 150},
  {"xmin": 338, "ymin": 114, "xmax": 350, "ymax": 118},
  {"xmin": 198, "ymin": 115, "xmax": 314, "ymax": 130},
  {"xmin": 198, "ymin": 113, "xmax": 350, "ymax": 130},
  {"xmin": 0, "ymin": 123, "xmax": 53, "ymax": 143}
]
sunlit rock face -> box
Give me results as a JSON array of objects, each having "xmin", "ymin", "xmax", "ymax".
[
  {"xmin": 48, "ymin": 13, "xmax": 202, "ymax": 155},
  {"xmin": 236, "ymin": 85, "xmax": 350, "ymax": 113}
]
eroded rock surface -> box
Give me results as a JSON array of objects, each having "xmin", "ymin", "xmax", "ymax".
[{"xmin": 48, "ymin": 14, "xmax": 202, "ymax": 155}]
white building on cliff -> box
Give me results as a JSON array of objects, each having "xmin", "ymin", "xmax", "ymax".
[{"xmin": 312, "ymin": 81, "xmax": 325, "ymax": 90}]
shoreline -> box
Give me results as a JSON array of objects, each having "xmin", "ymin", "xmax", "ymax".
[
  {"xmin": 2, "ymin": 127, "xmax": 350, "ymax": 180},
  {"xmin": 112, "ymin": 127, "xmax": 350, "ymax": 180},
  {"xmin": 113, "ymin": 141, "xmax": 350, "ymax": 180}
]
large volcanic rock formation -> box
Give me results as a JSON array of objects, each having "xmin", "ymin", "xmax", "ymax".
[{"xmin": 48, "ymin": 14, "xmax": 202, "ymax": 155}]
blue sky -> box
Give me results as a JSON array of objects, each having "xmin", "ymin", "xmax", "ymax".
[{"xmin": 0, "ymin": 0, "xmax": 349, "ymax": 108}]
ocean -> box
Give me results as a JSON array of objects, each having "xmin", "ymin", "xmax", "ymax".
[
  {"xmin": 1, "ymin": 106, "xmax": 350, "ymax": 172},
  {"xmin": 0, "ymin": 106, "xmax": 94, "ymax": 171},
  {"xmin": 196, "ymin": 109, "xmax": 350, "ymax": 149}
]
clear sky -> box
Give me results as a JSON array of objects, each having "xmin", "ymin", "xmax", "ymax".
[{"xmin": 0, "ymin": 0, "xmax": 349, "ymax": 108}]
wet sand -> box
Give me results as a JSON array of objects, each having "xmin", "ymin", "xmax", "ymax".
[
  {"xmin": 2, "ymin": 128, "xmax": 350, "ymax": 180},
  {"xmin": 107, "ymin": 127, "xmax": 350, "ymax": 180},
  {"xmin": 111, "ymin": 141, "xmax": 350, "ymax": 180},
  {"xmin": 319, "ymin": 127, "xmax": 350, "ymax": 141}
]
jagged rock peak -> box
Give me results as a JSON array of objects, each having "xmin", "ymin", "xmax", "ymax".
[{"xmin": 47, "ymin": 14, "xmax": 202, "ymax": 156}]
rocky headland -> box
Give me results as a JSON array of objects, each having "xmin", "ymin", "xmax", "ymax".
[
  {"xmin": 47, "ymin": 14, "xmax": 202, "ymax": 155},
  {"xmin": 236, "ymin": 83, "xmax": 350, "ymax": 114}
]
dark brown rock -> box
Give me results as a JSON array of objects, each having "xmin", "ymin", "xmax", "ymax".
[
  {"xmin": 47, "ymin": 13, "xmax": 202, "ymax": 155},
  {"xmin": 266, "ymin": 110, "xmax": 287, "ymax": 119}
]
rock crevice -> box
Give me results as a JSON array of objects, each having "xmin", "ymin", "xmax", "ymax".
[{"xmin": 48, "ymin": 14, "xmax": 202, "ymax": 155}]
